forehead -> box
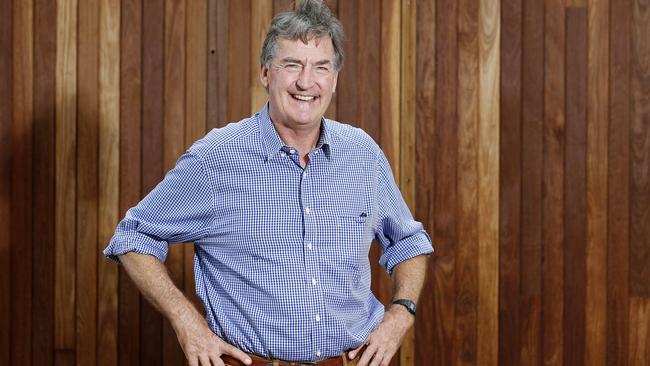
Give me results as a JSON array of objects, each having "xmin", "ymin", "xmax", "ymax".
[{"xmin": 274, "ymin": 36, "xmax": 336, "ymax": 61}]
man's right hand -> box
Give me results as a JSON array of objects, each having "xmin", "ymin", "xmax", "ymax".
[{"xmin": 172, "ymin": 313, "xmax": 252, "ymax": 366}]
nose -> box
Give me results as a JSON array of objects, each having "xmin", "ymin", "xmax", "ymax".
[{"xmin": 296, "ymin": 65, "xmax": 315, "ymax": 90}]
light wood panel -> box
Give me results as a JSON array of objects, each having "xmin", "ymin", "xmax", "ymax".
[{"xmin": 3, "ymin": 1, "xmax": 650, "ymax": 365}]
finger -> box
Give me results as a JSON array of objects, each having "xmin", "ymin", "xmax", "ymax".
[
  {"xmin": 369, "ymin": 351, "xmax": 383, "ymax": 366},
  {"xmin": 222, "ymin": 344, "xmax": 252, "ymax": 365},
  {"xmin": 348, "ymin": 342, "xmax": 366, "ymax": 359},
  {"xmin": 188, "ymin": 356, "xmax": 199, "ymax": 366},
  {"xmin": 357, "ymin": 345, "xmax": 377, "ymax": 366},
  {"xmin": 198, "ymin": 354, "xmax": 212, "ymax": 366},
  {"xmin": 210, "ymin": 354, "xmax": 225, "ymax": 366}
]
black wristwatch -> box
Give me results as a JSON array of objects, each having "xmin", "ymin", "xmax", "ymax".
[{"xmin": 391, "ymin": 299, "xmax": 417, "ymax": 315}]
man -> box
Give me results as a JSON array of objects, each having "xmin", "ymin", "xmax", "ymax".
[{"xmin": 104, "ymin": 1, "xmax": 433, "ymax": 365}]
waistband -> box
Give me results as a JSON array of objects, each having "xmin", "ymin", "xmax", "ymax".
[{"xmin": 222, "ymin": 347, "xmax": 364, "ymax": 366}]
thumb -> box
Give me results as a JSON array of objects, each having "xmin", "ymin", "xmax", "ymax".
[{"xmin": 348, "ymin": 343, "xmax": 366, "ymax": 359}]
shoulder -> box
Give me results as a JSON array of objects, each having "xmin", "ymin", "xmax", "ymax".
[
  {"xmin": 325, "ymin": 119, "xmax": 382, "ymax": 158},
  {"xmin": 186, "ymin": 115, "xmax": 259, "ymax": 162}
]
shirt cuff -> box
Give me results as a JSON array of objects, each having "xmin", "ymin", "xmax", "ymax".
[
  {"xmin": 103, "ymin": 233, "xmax": 168, "ymax": 263},
  {"xmin": 379, "ymin": 231, "xmax": 434, "ymax": 275}
]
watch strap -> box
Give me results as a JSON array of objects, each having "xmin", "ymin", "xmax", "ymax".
[{"xmin": 392, "ymin": 299, "xmax": 417, "ymax": 315}]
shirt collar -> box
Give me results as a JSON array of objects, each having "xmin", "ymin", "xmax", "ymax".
[{"xmin": 258, "ymin": 103, "xmax": 333, "ymax": 161}]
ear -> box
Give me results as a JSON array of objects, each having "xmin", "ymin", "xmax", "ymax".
[{"xmin": 260, "ymin": 64, "xmax": 270, "ymax": 89}]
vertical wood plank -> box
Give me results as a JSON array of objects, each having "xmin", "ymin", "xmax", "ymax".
[
  {"xmin": 498, "ymin": 0, "xmax": 521, "ymax": 364},
  {"xmin": 585, "ymin": 0, "xmax": 610, "ymax": 364},
  {"xmin": 11, "ymin": 0, "xmax": 34, "ymax": 364},
  {"xmin": 629, "ymin": 297, "xmax": 650, "ymax": 365},
  {"xmin": 337, "ymin": 0, "xmax": 357, "ymax": 124},
  {"xmin": 564, "ymin": 8, "xmax": 588, "ymax": 366},
  {"xmin": 77, "ymin": 0, "xmax": 99, "ymax": 364},
  {"xmin": 0, "ymin": 0, "xmax": 13, "ymax": 363},
  {"xmin": 433, "ymin": 0, "xmax": 458, "ymax": 364},
  {"xmin": 54, "ymin": 0, "xmax": 77, "ymax": 361},
  {"xmin": 163, "ymin": 0, "xmax": 187, "ymax": 364},
  {"xmin": 400, "ymin": 1, "xmax": 417, "ymax": 364},
  {"xmin": 33, "ymin": 0, "xmax": 57, "ymax": 363},
  {"xmin": 141, "ymin": 0, "xmax": 164, "ymax": 362},
  {"xmin": 542, "ymin": 1, "xmax": 566, "ymax": 364},
  {"xmin": 186, "ymin": 0, "xmax": 209, "ymax": 311},
  {"xmin": 415, "ymin": 0, "xmax": 435, "ymax": 364},
  {"xmin": 357, "ymin": 0, "xmax": 381, "ymax": 140},
  {"xmin": 97, "ymin": 0, "xmax": 120, "ymax": 365},
  {"xmin": 477, "ymin": 0, "xmax": 500, "ymax": 364},
  {"xmin": 456, "ymin": 0, "xmax": 479, "ymax": 362},
  {"xmin": 630, "ymin": 0, "xmax": 650, "ymax": 299},
  {"xmin": 607, "ymin": 0, "xmax": 631, "ymax": 363},
  {"xmin": 274, "ymin": 0, "xmax": 294, "ymax": 14},
  {"xmin": 251, "ymin": 0, "xmax": 272, "ymax": 114},
  {"xmin": 207, "ymin": 0, "xmax": 229, "ymax": 129},
  {"xmin": 119, "ymin": 0, "xmax": 142, "ymax": 364},
  {"xmin": 227, "ymin": 0, "xmax": 251, "ymax": 121},
  {"xmin": 381, "ymin": 0, "xmax": 401, "ymax": 175},
  {"xmin": 520, "ymin": 0, "xmax": 544, "ymax": 364}
]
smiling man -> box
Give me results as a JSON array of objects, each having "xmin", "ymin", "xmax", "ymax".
[{"xmin": 103, "ymin": 1, "xmax": 432, "ymax": 366}]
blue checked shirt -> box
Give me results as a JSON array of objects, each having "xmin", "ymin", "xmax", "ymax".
[{"xmin": 104, "ymin": 104, "xmax": 433, "ymax": 362}]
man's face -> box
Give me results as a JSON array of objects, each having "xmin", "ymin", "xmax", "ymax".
[{"xmin": 260, "ymin": 36, "xmax": 339, "ymax": 128}]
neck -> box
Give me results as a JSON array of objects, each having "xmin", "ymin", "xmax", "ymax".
[{"xmin": 271, "ymin": 118, "xmax": 322, "ymax": 155}]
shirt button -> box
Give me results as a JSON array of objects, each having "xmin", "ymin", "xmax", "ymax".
[
  {"xmin": 280, "ymin": 152, "xmax": 286, "ymax": 157},
  {"xmin": 315, "ymin": 314, "xmax": 320, "ymax": 322},
  {"xmin": 312, "ymin": 278, "xmax": 317, "ymax": 286},
  {"xmin": 307, "ymin": 242, "xmax": 312, "ymax": 250},
  {"xmin": 316, "ymin": 351, "xmax": 321, "ymax": 357},
  {"xmin": 305, "ymin": 207, "xmax": 311, "ymax": 214},
  {"xmin": 289, "ymin": 149, "xmax": 296, "ymax": 154}
]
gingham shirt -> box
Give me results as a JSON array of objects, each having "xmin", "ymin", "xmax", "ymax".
[{"xmin": 104, "ymin": 104, "xmax": 433, "ymax": 362}]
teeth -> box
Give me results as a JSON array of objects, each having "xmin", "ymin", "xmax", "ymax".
[{"xmin": 293, "ymin": 94, "xmax": 315, "ymax": 101}]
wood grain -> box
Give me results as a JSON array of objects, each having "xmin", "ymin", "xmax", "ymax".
[
  {"xmin": 227, "ymin": 0, "xmax": 251, "ymax": 121},
  {"xmin": 141, "ymin": 0, "xmax": 164, "ymax": 363},
  {"xmin": 76, "ymin": 0, "xmax": 99, "ymax": 364},
  {"xmin": 118, "ymin": 0, "xmax": 142, "ymax": 364},
  {"xmin": 97, "ymin": 0, "xmax": 120, "ymax": 365},
  {"xmin": 336, "ymin": 0, "xmax": 357, "ymax": 125},
  {"xmin": 357, "ymin": 0, "xmax": 381, "ymax": 141},
  {"xmin": 33, "ymin": 0, "xmax": 57, "ymax": 363},
  {"xmin": 498, "ymin": 0, "xmax": 521, "ymax": 364},
  {"xmin": 273, "ymin": 0, "xmax": 294, "ymax": 14},
  {"xmin": 251, "ymin": 0, "xmax": 272, "ymax": 114},
  {"xmin": 629, "ymin": 297, "xmax": 650, "ymax": 365},
  {"xmin": 54, "ymin": 0, "xmax": 77, "ymax": 355},
  {"xmin": 585, "ymin": 0, "xmax": 610, "ymax": 365},
  {"xmin": 415, "ymin": 0, "xmax": 436, "ymax": 364},
  {"xmin": 11, "ymin": 0, "xmax": 34, "ymax": 364},
  {"xmin": 456, "ymin": 0, "xmax": 479, "ymax": 362},
  {"xmin": 207, "ymin": 0, "xmax": 229, "ymax": 129},
  {"xmin": 478, "ymin": 0, "xmax": 500, "ymax": 364},
  {"xmin": 630, "ymin": 0, "xmax": 650, "ymax": 298},
  {"xmin": 0, "ymin": 0, "xmax": 12, "ymax": 363},
  {"xmin": 163, "ymin": 0, "xmax": 187, "ymax": 364},
  {"xmin": 542, "ymin": 0, "xmax": 565, "ymax": 365},
  {"xmin": 607, "ymin": 0, "xmax": 631, "ymax": 363},
  {"xmin": 564, "ymin": 8, "xmax": 588, "ymax": 366},
  {"xmin": 380, "ymin": 0, "xmax": 401, "ymax": 174}
]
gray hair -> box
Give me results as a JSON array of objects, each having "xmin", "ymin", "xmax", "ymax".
[{"xmin": 260, "ymin": 0, "xmax": 345, "ymax": 71}]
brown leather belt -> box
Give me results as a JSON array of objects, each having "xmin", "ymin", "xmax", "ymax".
[{"xmin": 222, "ymin": 348, "xmax": 362, "ymax": 366}]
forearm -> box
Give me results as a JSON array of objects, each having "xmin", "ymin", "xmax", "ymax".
[
  {"xmin": 119, "ymin": 251, "xmax": 203, "ymax": 328},
  {"xmin": 390, "ymin": 254, "xmax": 428, "ymax": 304}
]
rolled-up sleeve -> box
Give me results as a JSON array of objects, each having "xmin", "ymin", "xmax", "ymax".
[
  {"xmin": 103, "ymin": 151, "xmax": 216, "ymax": 262},
  {"xmin": 374, "ymin": 151, "xmax": 433, "ymax": 274}
]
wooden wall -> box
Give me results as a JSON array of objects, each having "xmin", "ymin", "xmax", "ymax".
[{"xmin": 1, "ymin": 0, "xmax": 649, "ymax": 365}]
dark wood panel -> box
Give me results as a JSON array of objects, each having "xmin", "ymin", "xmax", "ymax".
[
  {"xmin": 207, "ymin": 0, "xmax": 229, "ymax": 129},
  {"xmin": 273, "ymin": 0, "xmax": 294, "ymax": 14},
  {"xmin": 336, "ymin": 0, "xmax": 357, "ymax": 124},
  {"xmin": 76, "ymin": 0, "xmax": 99, "ymax": 364},
  {"xmin": 32, "ymin": 0, "xmax": 57, "ymax": 363},
  {"xmin": 227, "ymin": 0, "xmax": 251, "ymax": 121},
  {"xmin": 356, "ymin": 0, "xmax": 380, "ymax": 141},
  {"xmin": 119, "ymin": 0, "xmax": 142, "ymax": 364},
  {"xmin": 564, "ymin": 8, "xmax": 588, "ymax": 366},
  {"xmin": 498, "ymin": 0, "xmax": 521, "ymax": 365},
  {"xmin": 630, "ymin": 0, "xmax": 650, "ymax": 298},
  {"xmin": 542, "ymin": 1, "xmax": 565, "ymax": 364},
  {"xmin": 433, "ymin": 0, "xmax": 458, "ymax": 365},
  {"xmin": 141, "ymin": 1, "xmax": 165, "ymax": 363},
  {"xmin": 456, "ymin": 0, "xmax": 479, "ymax": 362},
  {"xmin": 10, "ymin": 0, "xmax": 34, "ymax": 364},
  {"xmin": 607, "ymin": 0, "xmax": 631, "ymax": 363},
  {"xmin": 0, "ymin": 0, "xmax": 13, "ymax": 363},
  {"xmin": 520, "ymin": 0, "xmax": 544, "ymax": 364},
  {"xmin": 414, "ymin": 0, "xmax": 436, "ymax": 364}
]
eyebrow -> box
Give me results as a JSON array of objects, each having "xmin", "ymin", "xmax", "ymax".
[{"xmin": 279, "ymin": 58, "xmax": 333, "ymax": 66}]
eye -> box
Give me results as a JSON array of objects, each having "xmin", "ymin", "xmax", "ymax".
[{"xmin": 284, "ymin": 63, "xmax": 302, "ymax": 70}]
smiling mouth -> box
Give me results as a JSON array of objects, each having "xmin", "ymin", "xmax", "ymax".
[{"xmin": 291, "ymin": 94, "xmax": 318, "ymax": 102}]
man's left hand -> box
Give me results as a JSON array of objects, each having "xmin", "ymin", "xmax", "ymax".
[{"xmin": 348, "ymin": 304, "xmax": 415, "ymax": 366}]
